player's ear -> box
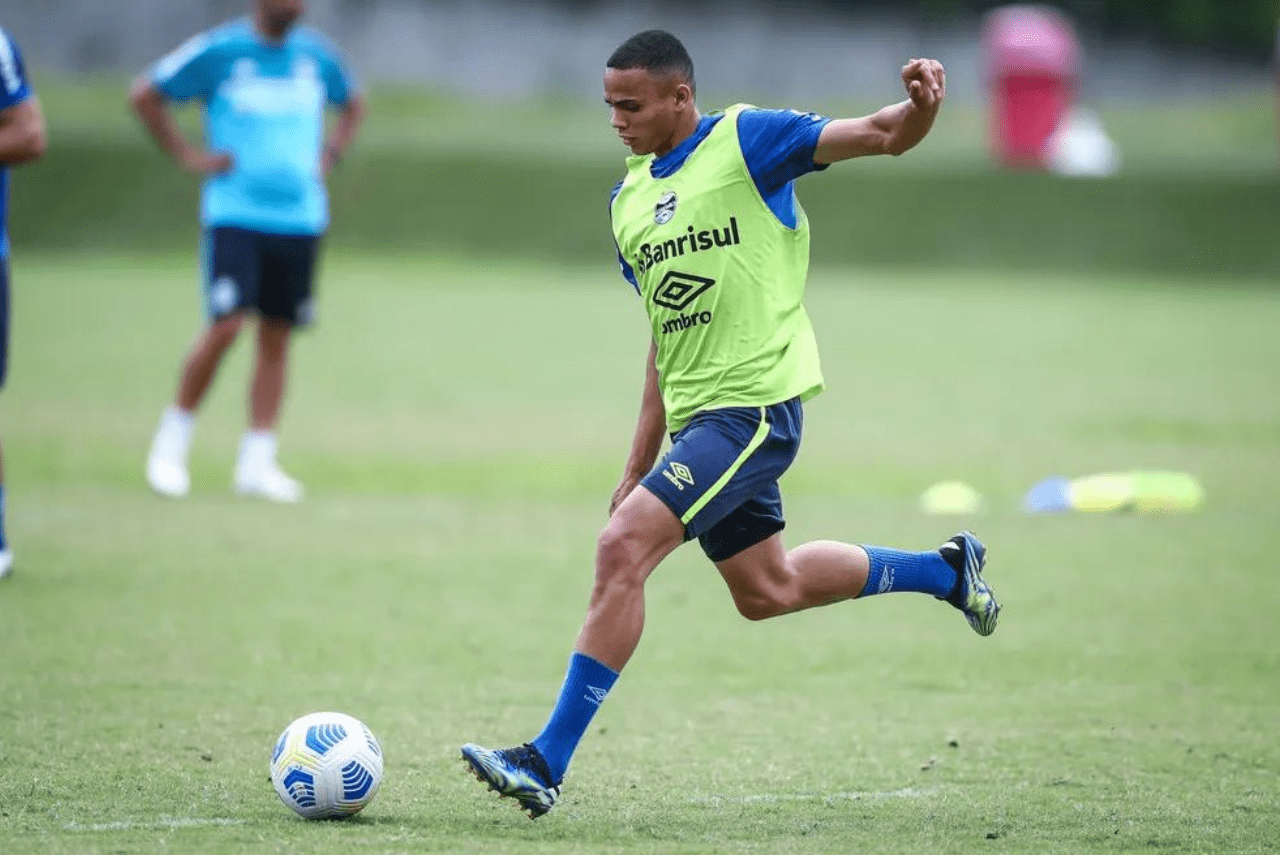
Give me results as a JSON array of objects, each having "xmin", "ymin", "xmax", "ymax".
[{"xmin": 673, "ymin": 82, "xmax": 693, "ymax": 109}]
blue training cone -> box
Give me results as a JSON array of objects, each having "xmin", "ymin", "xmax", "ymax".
[{"xmin": 1023, "ymin": 471, "xmax": 1204, "ymax": 514}]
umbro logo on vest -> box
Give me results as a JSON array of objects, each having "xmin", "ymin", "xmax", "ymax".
[
  {"xmin": 654, "ymin": 190, "xmax": 677, "ymax": 224},
  {"xmin": 653, "ymin": 271, "xmax": 715, "ymax": 311}
]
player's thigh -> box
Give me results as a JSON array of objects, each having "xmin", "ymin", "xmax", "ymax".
[
  {"xmin": 599, "ymin": 483, "xmax": 686, "ymax": 575},
  {"xmin": 712, "ymin": 529, "xmax": 791, "ymax": 605},
  {"xmin": 640, "ymin": 398, "xmax": 803, "ymax": 556},
  {"xmin": 259, "ymin": 233, "xmax": 320, "ymax": 327},
  {"xmin": 0, "ymin": 257, "xmax": 9, "ymax": 389},
  {"xmin": 203, "ymin": 226, "xmax": 264, "ymax": 322}
]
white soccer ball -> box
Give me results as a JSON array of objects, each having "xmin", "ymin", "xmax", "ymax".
[{"xmin": 270, "ymin": 711, "xmax": 384, "ymax": 819}]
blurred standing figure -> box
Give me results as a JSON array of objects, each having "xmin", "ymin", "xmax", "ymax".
[
  {"xmin": 0, "ymin": 25, "xmax": 48, "ymax": 580},
  {"xmin": 132, "ymin": 0, "xmax": 365, "ymax": 502},
  {"xmin": 460, "ymin": 30, "xmax": 1000, "ymax": 818}
]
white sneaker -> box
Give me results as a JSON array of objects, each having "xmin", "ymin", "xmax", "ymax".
[
  {"xmin": 147, "ymin": 453, "xmax": 191, "ymax": 498},
  {"xmin": 0, "ymin": 549, "xmax": 13, "ymax": 580},
  {"xmin": 235, "ymin": 463, "xmax": 304, "ymax": 503},
  {"xmin": 146, "ymin": 406, "xmax": 195, "ymax": 498}
]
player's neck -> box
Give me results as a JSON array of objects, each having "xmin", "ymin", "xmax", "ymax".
[
  {"xmin": 654, "ymin": 110, "xmax": 702, "ymax": 159},
  {"xmin": 253, "ymin": 12, "xmax": 292, "ymax": 44}
]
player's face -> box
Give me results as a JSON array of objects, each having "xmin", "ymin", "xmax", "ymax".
[
  {"xmin": 604, "ymin": 67, "xmax": 692, "ymax": 157},
  {"xmin": 257, "ymin": 0, "xmax": 305, "ymax": 32}
]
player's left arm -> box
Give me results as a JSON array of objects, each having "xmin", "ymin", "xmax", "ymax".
[
  {"xmin": 814, "ymin": 58, "xmax": 945, "ymax": 164},
  {"xmin": 317, "ymin": 43, "xmax": 366, "ymax": 174},
  {"xmin": 610, "ymin": 339, "xmax": 666, "ymax": 517},
  {"xmin": 0, "ymin": 95, "xmax": 46, "ymax": 164},
  {"xmin": 323, "ymin": 94, "xmax": 366, "ymax": 174}
]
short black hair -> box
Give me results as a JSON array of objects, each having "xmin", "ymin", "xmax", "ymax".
[{"xmin": 606, "ymin": 30, "xmax": 695, "ymax": 94}]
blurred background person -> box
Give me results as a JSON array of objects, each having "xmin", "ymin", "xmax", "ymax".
[
  {"xmin": 131, "ymin": 0, "xmax": 365, "ymax": 503},
  {"xmin": 0, "ymin": 23, "xmax": 47, "ymax": 580}
]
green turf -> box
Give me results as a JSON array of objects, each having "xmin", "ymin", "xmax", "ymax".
[{"xmin": 1, "ymin": 252, "xmax": 1278, "ymax": 853}]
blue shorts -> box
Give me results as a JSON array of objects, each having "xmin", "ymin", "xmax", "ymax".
[
  {"xmin": 0, "ymin": 257, "xmax": 9, "ymax": 388},
  {"xmin": 202, "ymin": 226, "xmax": 321, "ymax": 326},
  {"xmin": 641, "ymin": 398, "xmax": 803, "ymax": 562}
]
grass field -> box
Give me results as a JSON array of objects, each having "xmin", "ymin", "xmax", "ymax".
[{"xmin": 2, "ymin": 251, "xmax": 1278, "ymax": 854}]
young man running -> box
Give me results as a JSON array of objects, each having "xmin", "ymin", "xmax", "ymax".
[{"xmin": 462, "ymin": 29, "xmax": 999, "ymax": 818}]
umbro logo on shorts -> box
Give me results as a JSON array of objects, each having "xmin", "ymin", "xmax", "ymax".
[{"xmin": 663, "ymin": 461, "xmax": 695, "ymax": 491}]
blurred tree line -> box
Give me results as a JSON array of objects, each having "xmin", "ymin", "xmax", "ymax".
[
  {"xmin": 915, "ymin": 0, "xmax": 1280, "ymax": 60},
  {"xmin": 548, "ymin": 0, "xmax": 1280, "ymax": 62}
]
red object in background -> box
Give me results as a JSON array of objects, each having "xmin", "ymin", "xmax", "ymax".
[{"xmin": 983, "ymin": 5, "xmax": 1081, "ymax": 168}]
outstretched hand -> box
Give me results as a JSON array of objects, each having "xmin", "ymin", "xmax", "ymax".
[{"xmin": 902, "ymin": 58, "xmax": 946, "ymax": 113}]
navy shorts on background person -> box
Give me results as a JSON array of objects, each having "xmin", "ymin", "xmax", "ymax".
[
  {"xmin": 641, "ymin": 397, "xmax": 804, "ymax": 562},
  {"xmin": 202, "ymin": 226, "xmax": 321, "ymax": 326},
  {"xmin": 0, "ymin": 258, "xmax": 9, "ymax": 388}
]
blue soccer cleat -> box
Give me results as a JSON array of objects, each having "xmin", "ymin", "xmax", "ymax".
[
  {"xmin": 460, "ymin": 742, "xmax": 562, "ymax": 819},
  {"xmin": 939, "ymin": 531, "xmax": 1000, "ymax": 636}
]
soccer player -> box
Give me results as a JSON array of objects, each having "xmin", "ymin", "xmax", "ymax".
[
  {"xmin": 0, "ymin": 25, "xmax": 48, "ymax": 580},
  {"xmin": 132, "ymin": 0, "xmax": 365, "ymax": 502},
  {"xmin": 460, "ymin": 30, "xmax": 1000, "ymax": 818}
]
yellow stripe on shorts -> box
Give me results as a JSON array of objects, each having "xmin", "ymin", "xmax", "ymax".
[{"xmin": 680, "ymin": 407, "xmax": 771, "ymax": 525}]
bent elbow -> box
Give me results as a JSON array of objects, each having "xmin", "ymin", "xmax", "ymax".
[
  {"xmin": 11, "ymin": 124, "xmax": 47, "ymax": 163},
  {"xmin": 28, "ymin": 124, "xmax": 48, "ymax": 160}
]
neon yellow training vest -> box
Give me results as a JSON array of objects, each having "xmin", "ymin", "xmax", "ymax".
[{"xmin": 611, "ymin": 104, "xmax": 825, "ymax": 432}]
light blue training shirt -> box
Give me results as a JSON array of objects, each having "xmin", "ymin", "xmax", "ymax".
[{"xmin": 150, "ymin": 17, "xmax": 358, "ymax": 236}]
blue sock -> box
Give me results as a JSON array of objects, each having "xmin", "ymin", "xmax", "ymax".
[
  {"xmin": 0, "ymin": 484, "xmax": 7, "ymax": 551},
  {"xmin": 531, "ymin": 651, "xmax": 619, "ymax": 783},
  {"xmin": 859, "ymin": 545, "xmax": 958, "ymax": 599}
]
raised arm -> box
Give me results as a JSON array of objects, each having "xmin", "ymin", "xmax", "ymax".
[
  {"xmin": 128, "ymin": 76, "xmax": 230, "ymax": 175},
  {"xmin": 0, "ymin": 96, "xmax": 46, "ymax": 164},
  {"xmin": 814, "ymin": 58, "xmax": 945, "ymax": 164},
  {"xmin": 609, "ymin": 338, "xmax": 667, "ymax": 516}
]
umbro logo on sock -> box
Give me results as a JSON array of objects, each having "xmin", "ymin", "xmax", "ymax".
[{"xmin": 583, "ymin": 686, "xmax": 609, "ymax": 706}]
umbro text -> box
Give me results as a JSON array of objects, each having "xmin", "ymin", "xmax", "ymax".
[{"xmin": 661, "ymin": 310, "xmax": 713, "ymax": 335}]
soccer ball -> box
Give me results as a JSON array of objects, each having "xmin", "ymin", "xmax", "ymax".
[{"xmin": 270, "ymin": 711, "xmax": 384, "ymax": 819}]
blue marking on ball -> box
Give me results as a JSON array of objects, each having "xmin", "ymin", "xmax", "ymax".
[
  {"xmin": 282, "ymin": 768, "xmax": 317, "ymax": 808},
  {"xmin": 305, "ymin": 722, "xmax": 347, "ymax": 756},
  {"xmin": 362, "ymin": 725, "xmax": 381, "ymax": 756},
  {"xmin": 341, "ymin": 761, "xmax": 375, "ymax": 800}
]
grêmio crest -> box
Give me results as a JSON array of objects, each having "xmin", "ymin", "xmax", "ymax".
[{"xmin": 654, "ymin": 190, "xmax": 677, "ymax": 224}]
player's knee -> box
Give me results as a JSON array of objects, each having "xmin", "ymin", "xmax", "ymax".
[
  {"xmin": 732, "ymin": 591, "xmax": 787, "ymax": 622},
  {"xmin": 257, "ymin": 320, "xmax": 291, "ymax": 358},
  {"xmin": 206, "ymin": 313, "xmax": 246, "ymax": 350},
  {"xmin": 594, "ymin": 523, "xmax": 649, "ymax": 588},
  {"xmin": 729, "ymin": 579, "xmax": 799, "ymax": 622}
]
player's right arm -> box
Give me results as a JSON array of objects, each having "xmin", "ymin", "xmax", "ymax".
[
  {"xmin": 610, "ymin": 339, "xmax": 666, "ymax": 516},
  {"xmin": 0, "ymin": 29, "xmax": 46, "ymax": 164},
  {"xmin": 813, "ymin": 58, "xmax": 945, "ymax": 163},
  {"xmin": 0, "ymin": 94, "xmax": 45, "ymax": 165},
  {"xmin": 128, "ymin": 34, "xmax": 230, "ymax": 175}
]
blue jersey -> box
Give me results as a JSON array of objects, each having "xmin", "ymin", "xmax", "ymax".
[
  {"xmin": 150, "ymin": 18, "xmax": 358, "ymax": 236},
  {"xmin": 611, "ymin": 108, "xmax": 831, "ymax": 289},
  {"xmin": 0, "ymin": 27, "xmax": 34, "ymax": 258}
]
